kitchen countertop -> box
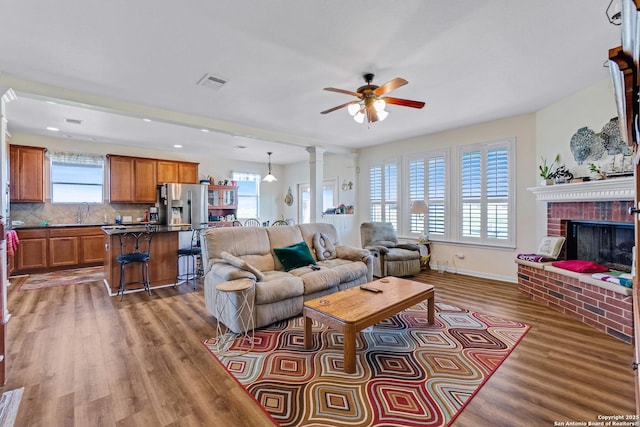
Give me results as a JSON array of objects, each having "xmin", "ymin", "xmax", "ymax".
[{"xmin": 101, "ymin": 224, "xmax": 194, "ymax": 235}]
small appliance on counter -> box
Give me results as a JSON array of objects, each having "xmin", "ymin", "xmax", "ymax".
[{"xmin": 149, "ymin": 206, "xmax": 159, "ymax": 223}]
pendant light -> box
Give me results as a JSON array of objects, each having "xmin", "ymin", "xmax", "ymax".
[{"xmin": 262, "ymin": 151, "xmax": 277, "ymax": 182}]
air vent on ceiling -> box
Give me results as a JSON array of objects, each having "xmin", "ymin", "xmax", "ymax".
[
  {"xmin": 197, "ymin": 73, "xmax": 228, "ymax": 90},
  {"xmin": 65, "ymin": 118, "xmax": 83, "ymax": 125}
]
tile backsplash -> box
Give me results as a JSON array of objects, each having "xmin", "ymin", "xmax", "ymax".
[{"xmin": 11, "ymin": 201, "xmax": 153, "ymax": 227}]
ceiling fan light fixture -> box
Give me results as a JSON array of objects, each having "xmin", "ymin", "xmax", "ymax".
[
  {"xmin": 377, "ymin": 109, "xmax": 389, "ymax": 121},
  {"xmin": 262, "ymin": 151, "xmax": 278, "ymax": 182},
  {"xmin": 347, "ymin": 103, "xmax": 360, "ymax": 116},
  {"xmin": 374, "ymin": 98, "xmax": 386, "ymax": 112},
  {"xmin": 353, "ymin": 110, "xmax": 366, "ymax": 123}
]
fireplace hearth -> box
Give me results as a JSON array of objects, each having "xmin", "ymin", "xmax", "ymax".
[{"xmin": 519, "ymin": 181, "xmax": 635, "ymax": 343}]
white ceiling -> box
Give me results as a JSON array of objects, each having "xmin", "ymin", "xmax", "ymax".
[{"xmin": 0, "ymin": 0, "xmax": 623, "ymax": 165}]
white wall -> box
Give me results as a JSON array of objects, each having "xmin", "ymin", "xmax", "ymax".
[
  {"xmin": 535, "ymin": 77, "xmax": 618, "ymax": 241},
  {"xmin": 355, "ymin": 113, "xmax": 538, "ymax": 283}
]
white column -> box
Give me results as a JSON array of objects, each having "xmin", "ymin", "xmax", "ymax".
[{"xmin": 306, "ymin": 146, "xmax": 325, "ymax": 223}]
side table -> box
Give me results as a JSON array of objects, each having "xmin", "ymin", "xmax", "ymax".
[
  {"xmin": 214, "ymin": 278, "xmax": 255, "ymax": 354},
  {"xmin": 417, "ymin": 242, "xmax": 431, "ymax": 270}
]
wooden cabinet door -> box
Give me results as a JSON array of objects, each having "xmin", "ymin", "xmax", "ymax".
[
  {"xmin": 9, "ymin": 145, "xmax": 45, "ymax": 202},
  {"xmin": 134, "ymin": 158, "xmax": 157, "ymax": 202},
  {"xmin": 109, "ymin": 156, "xmax": 135, "ymax": 202},
  {"xmin": 49, "ymin": 236, "xmax": 79, "ymax": 267},
  {"xmin": 222, "ymin": 187, "xmax": 237, "ymax": 208},
  {"xmin": 18, "ymin": 148, "xmax": 45, "ymax": 202},
  {"xmin": 208, "ymin": 187, "xmax": 222, "ymax": 208},
  {"xmin": 16, "ymin": 235, "xmax": 47, "ymax": 271},
  {"xmin": 9, "ymin": 147, "xmax": 18, "ymax": 201},
  {"xmin": 80, "ymin": 234, "xmax": 105, "ymax": 264},
  {"xmin": 178, "ymin": 162, "xmax": 198, "ymax": 183},
  {"xmin": 157, "ymin": 160, "xmax": 179, "ymax": 183}
]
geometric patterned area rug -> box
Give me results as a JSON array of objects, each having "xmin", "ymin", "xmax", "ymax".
[
  {"xmin": 14, "ymin": 266, "xmax": 104, "ymax": 291},
  {"xmin": 204, "ymin": 302, "xmax": 529, "ymax": 427}
]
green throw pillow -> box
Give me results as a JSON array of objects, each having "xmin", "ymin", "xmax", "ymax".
[{"xmin": 274, "ymin": 241, "xmax": 316, "ymax": 271}]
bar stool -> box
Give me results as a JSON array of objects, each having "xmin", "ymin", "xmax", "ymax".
[
  {"xmin": 176, "ymin": 227, "xmax": 205, "ymax": 289},
  {"xmin": 116, "ymin": 228, "xmax": 155, "ymax": 300}
]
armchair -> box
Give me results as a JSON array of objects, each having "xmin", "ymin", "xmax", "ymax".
[{"xmin": 360, "ymin": 222, "xmax": 421, "ymax": 278}]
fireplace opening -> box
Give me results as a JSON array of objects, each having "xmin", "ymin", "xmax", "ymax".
[{"xmin": 566, "ymin": 221, "xmax": 634, "ymax": 272}]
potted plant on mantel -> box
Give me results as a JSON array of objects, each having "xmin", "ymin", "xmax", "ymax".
[{"xmin": 538, "ymin": 154, "xmax": 559, "ymax": 186}]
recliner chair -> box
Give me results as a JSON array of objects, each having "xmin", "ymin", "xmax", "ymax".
[{"xmin": 360, "ymin": 222, "xmax": 421, "ymax": 278}]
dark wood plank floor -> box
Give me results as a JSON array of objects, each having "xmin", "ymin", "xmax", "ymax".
[{"xmin": 0, "ymin": 269, "xmax": 635, "ymax": 426}]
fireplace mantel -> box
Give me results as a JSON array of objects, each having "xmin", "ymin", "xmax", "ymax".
[{"xmin": 527, "ymin": 177, "xmax": 634, "ymax": 202}]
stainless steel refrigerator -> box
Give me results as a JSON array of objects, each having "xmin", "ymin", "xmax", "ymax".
[{"xmin": 157, "ymin": 183, "xmax": 208, "ymax": 228}]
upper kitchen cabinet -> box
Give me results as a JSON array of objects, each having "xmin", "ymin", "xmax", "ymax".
[
  {"xmin": 108, "ymin": 155, "xmax": 157, "ymax": 203},
  {"xmin": 157, "ymin": 160, "xmax": 199, "ymax": 184},
  {"xmin": 9, "ymin": 145, "xmax": 45, "ymax": 202}
]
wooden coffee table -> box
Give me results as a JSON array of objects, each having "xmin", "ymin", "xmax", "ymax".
[{"xmin": 303, "ymin": 276, "xmax": 435, "ymax": 373}]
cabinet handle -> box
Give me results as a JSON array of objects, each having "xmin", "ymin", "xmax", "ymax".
[
  {"xmin": 104, "ymin": 243, "xmax": 109, "ymax": 251},
  {"xmin": 632, "ymin": 361, "xmax": 638, "ymax": 371}
]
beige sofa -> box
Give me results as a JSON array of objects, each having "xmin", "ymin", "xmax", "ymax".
[{"xmin": 201, "ymin": 223, "xmax": 373, "ymax": 333}]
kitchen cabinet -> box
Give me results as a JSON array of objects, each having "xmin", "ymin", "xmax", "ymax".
[
  {"xmin": 9, "ymin": 145, "xmax": 45, "ymax": 202},
  {"xmin": 111, "ymin": 156, "xmax": 199, "ymax": 202},
  {"xmin": 207, "ymin": 185, "xmax": 237, "ymax": 209},
  {"xmin": 108, "ymin": 155, "xmax": 157, "ymax": 203},
  {"xmin": 207, "ymin": 185, "xmax": 238, "ymax": 226},
  {"xmin": 15, "ymin": 229, "xmax": 47, "ymax": 272},
  {"xmin": 157, "ymin": 160, "xmax": 199, "ymax": 184},
  {"xmin": 13, "ymin": 226, "xmax": 104, "ymax": 274},
  {"xmin": 134, "ymin": 158, "xmax": 157, "ymax": 202}
]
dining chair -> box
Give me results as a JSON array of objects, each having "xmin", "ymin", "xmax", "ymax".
[{"xmin": 243, "ymin": 218, "xmax": 261, "ymax": 227}]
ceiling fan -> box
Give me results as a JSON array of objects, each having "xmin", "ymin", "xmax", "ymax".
[{"xmin": 320, "ymin": 73, "xmax": 425, "ymax": 124}]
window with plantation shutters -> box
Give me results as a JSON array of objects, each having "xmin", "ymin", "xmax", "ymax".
[
  {"xmin": 406, "ymin": 150, "xmax": 447, "ymax": 239},
  {"xmin": 457, "ymin": 139, "xmax": 514, "ymax": 247},
  {"xmin": 369, "ymin": 160, "xmax": 398, "ymax": 229}
]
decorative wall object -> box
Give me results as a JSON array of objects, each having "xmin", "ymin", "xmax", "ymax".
[
  {"xmin": 570, "ymin": 118, "xmax": 630, "ymax": 165},
  {"xmin": 570, "ymin": 127, "xmax": 605, "ymax": 165},
  {"xmin": 601, "ymin": 117, "xmax": 631, "ymax": 155},
  {"xmin": 284, "ymin": 187, "xmax": 293, "ymax": 206}
]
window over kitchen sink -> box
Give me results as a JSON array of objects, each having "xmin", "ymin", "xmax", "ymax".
[{"xmin": 50, "ymin": 152, "xmax": 105, "ymax": 203}]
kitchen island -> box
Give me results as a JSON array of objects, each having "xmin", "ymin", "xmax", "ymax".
[{"xmin": 102, "ymin": 224, "xmax": 192, "ymax": 296}]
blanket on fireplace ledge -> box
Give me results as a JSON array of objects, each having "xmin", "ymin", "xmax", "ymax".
[{"xmin": 592, "ymin": 271, "xmax": 633, "ymax": 288}]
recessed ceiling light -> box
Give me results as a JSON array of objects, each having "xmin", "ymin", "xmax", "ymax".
[
  {"xmin": 174, "ymin": 144, "xmax": 182, "ymax": 148},
  {"xmin": 143, "ymin": 118, "xmax": 152, "ymax": 122},
  {"xmin": 46, "ymin": 127, "xmax": 59, "ymax": 132},
  {"xmin": 201, "ymin": 129, "xmax": 209, "ymax": 133}
]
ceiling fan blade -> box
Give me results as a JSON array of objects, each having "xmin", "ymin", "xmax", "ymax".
[
  {"xmin": 373, "ymin": 78, "xmax": 408, "ymax": 96},
  {"xmin": 367, "ymin": 106, "xmax": 379, "ymax": 123},
  {"xmin": 320, "ymin": 101, "xmax": 358, "ymax": 115},
  {"xmin": 323, "ymin": 87, "xmax": 362, "ymax": 98},
  {"xmin": 384, "ymin": 97, "xmax": 425, "ymax": 109}
]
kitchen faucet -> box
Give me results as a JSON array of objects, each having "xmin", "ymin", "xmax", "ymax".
[{"xmin": 77, "ymin": 202, "xmax": 90, "ymax": 224}]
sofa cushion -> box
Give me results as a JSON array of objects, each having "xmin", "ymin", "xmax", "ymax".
[
  {"xmin": 220, "ymin": 251, "xmax": 265, "ymax": 281},
  {"xmin": 288, "ymin": 266, "xmax": 341, "ymax": 294},
  {"xmin": 274, "ymin": 241, "xmax": 316, "ymax": 271},
  {"xmin": 202, "ymin": 227, "xmax": 275, "ymax": 272},
  {"xmin": 371, "ymin": 240, "xmax": 397, "ymax": 248},
  {"xmin": 313, "ymin": 232, "xmax": 337, "ymax": 260},
  {"xmin": 255, "ymin": 271, "xmax": 304, "ymax": 305},
  {"xmin": 317, "ymin": 258, "xmax": 368, "ymax": 283},
  {"xmin": 384, "ymin": 247, "xmax": 421, "ymax": 261}
]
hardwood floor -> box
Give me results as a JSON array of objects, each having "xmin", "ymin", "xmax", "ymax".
[{"xmin": 0, "ymin": 270, "xmax": 635, "ymax": 426}]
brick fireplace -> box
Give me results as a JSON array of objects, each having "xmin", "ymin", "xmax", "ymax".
[{"xmin": 518, "ymin": 178, "xmax": 635, "ymax": 343}]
